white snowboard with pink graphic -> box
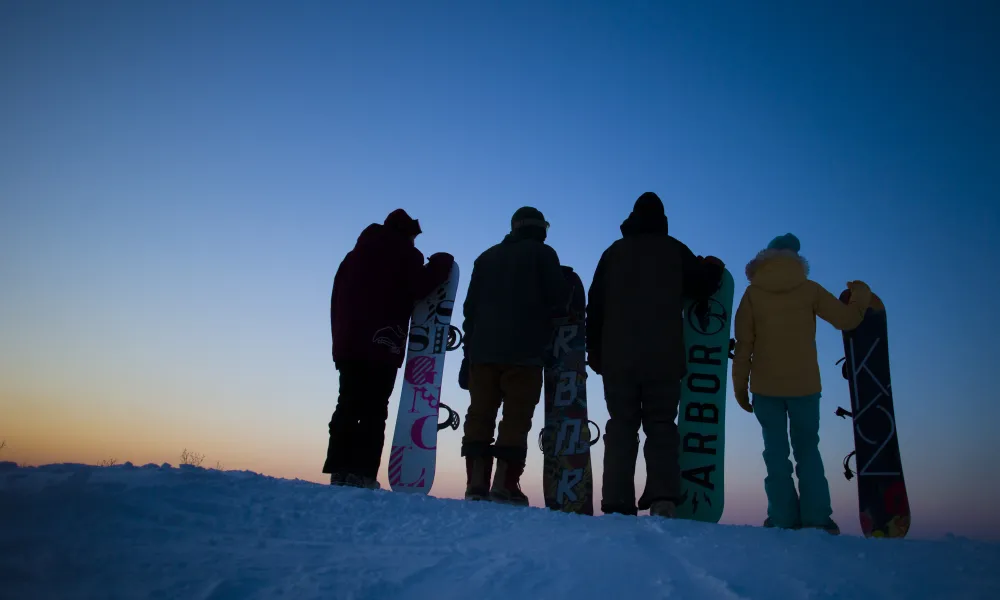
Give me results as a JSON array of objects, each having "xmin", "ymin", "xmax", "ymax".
[{"xmin": 388, "ymin": 262, "xmax": 461, "ymax": 494}]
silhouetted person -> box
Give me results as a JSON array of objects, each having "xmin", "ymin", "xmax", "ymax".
[
  {"xmin": 732, "ymin": 233, "xmax": 871, "ymax": 534},
  {"xmin": 586, "ymin": 192, "xmax": 724, "ymax": 517},
  {"xmin": 458, "ymin": 207, "xmax": 568, "ymax": 505},
  {"xmin": 325, "ymin": 209, "xmax": 454, "ymax": 488}
]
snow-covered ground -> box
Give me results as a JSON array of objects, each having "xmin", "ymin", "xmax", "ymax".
[{"xmin": 1, "ymin": 463, "xmax": 997, "ymax": 600}]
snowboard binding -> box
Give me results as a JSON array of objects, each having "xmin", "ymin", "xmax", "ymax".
[
  {"xmin": 537, "ymin": 420, "xmax": 602, "ymax": 453},
  {"xmin": 841, "ymin": 450, "xmax": 857, "ymax": 480},
  {"xmin": 446, "ymin": 325, "xmax": 463, "ymax": 351},
  {"xmin": 835, "ymin": 356, "xmax": 849, "ymax": 380},
  {"xmin": 437, "ymin": 402, "xmax": 460, "ymax": 431}
]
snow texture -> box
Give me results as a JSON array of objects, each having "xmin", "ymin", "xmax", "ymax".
[{"xmin": 1, "ymin": 462, "xmax": 998, "ymax": 600}]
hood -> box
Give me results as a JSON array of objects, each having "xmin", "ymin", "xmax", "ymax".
[
  {"xmin": 745, "ymin": 248, "xmax": 810, "ymax": 293},
  {"xmin": 384, "ymin": 208, "xmax": 422, "ymax": 238},
  {"xmin": 620, "ymin": 191, "xmax": 669, "ymax": 237}
]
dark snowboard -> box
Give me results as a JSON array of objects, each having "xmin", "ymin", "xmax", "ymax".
[
  {"xmin": 538, "ymin": 266, "xmax": 598, "ymax": 515},
  {"xmin": 836, "ymin": 289, "xmax": 910, "ymax": 538}
]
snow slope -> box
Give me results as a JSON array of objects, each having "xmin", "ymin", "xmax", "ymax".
[{"xmin": 1, "ymin": 463, "xmax": 998, "ymax": 600}]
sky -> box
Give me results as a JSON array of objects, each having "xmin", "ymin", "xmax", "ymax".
[{"xmin": 1, "ymin": 0, "xmax": 998, "ymax": 540}]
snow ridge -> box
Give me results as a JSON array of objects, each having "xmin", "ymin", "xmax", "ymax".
[{"xmin": 1, "ymin": 463, "xmax": 998, "ymax": 600}]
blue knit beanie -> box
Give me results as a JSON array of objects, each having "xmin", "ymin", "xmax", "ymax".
[{"xmin": 766, "ymin": 233, "xmax": 801, "ymax": 253}]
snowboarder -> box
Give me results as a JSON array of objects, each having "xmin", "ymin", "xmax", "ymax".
[
  {"xmin": 458, "ymin": 206, "xmax": 569, "ymax": 505},
  {"xmin": 586, "ymin": 192, "xmax": 724, "ymax": 517},
  {"xmin": 325, "ymin": 209, "xmax": 454, "ymax": 489},
  {"xmin": 731, "ymin": 233, "xmax": 872, "ymax": 534}
]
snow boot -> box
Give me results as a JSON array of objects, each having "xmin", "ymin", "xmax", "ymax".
[
  {"xmin": 330, "ymin": 472, "xmax": 347, "ymax": 486},
  {"xmin": 464, "ymin": 455, "xmax": 494, "ymax": 501},
  {"xmin": 806, "ymin": 519, "xmax": 841, "ymax": 535},
  {"xmin": 763, "ymin": 517, "xmax": 802, "ymax": 530},
  {"xmin": 489, "ymin": 446, "xmax": 529, "ymax": 506},
  {"xmin": 461, "ymin": 441, "xmax": 494, "ymax": 501},
  {"xmin": 601, "ymin": 503, "xmax": 638, "ymax": 516},
  {"xmin": 649, "ymin": 500, "xmax": 676, "ymax": 518},
  {"xmin": 344, "ymin": 473, "xmax": 381, "ymax": 490}
]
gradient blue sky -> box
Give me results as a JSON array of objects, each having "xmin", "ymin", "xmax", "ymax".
[{"xmin": 2, "ymin": 1, "xmax": 998, "ymax": 539}]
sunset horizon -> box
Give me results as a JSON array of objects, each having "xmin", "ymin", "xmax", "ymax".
[{"xmin": 4, "ymin": 0, "xmax": 999, "ymax": 550}]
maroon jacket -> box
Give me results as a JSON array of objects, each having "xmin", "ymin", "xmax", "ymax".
[{"xmin": 330, "ymin": 209, "xmax": 454, "ymax": 369}]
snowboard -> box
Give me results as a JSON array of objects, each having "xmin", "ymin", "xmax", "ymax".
[
  {"xmin": 538, "ymin": 265, "xmax": 599, "ymax": 515},
  {"xmin": 674, "ymin": 267, "xmax": 735, "ymax": 522},
  {"xmin": 835, "ymin": 289, "xmax": 910, "ymax": 538},
  {"xmin": 388, "ymin": 262, "xmax": 463, "ymax": 494}
]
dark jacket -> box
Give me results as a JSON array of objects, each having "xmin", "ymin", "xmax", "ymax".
[
  {"xmin": 462, "ymin": 229, "xmax": 569, "ymax": 367},
  {"xmin": 586, "ymin": 208, "xmax": 722, "ymax": 382},
  {"xmin": 331, "ymin": 210, "xmax": 454, "ymax": 369}
]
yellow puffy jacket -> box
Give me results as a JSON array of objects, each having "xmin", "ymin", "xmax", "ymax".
[{"xmin": 731, "ymin": 249, "xmax": 872, "ymax": 401}]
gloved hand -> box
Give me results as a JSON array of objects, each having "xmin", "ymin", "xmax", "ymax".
[
  {"xmin": 735, "ymin": 389, "xmax": 753, "ymax": 414},
  {"xmin": 840, "ymin": 280, "xmax": 873, "ymax": 308},
  {"xmin": 429, "ymin": 252, "xmax": 455, "ymax": 268},
  {"xmin": 703, "ymin": 255, "xmax": 725, "ymax": 269},
  {"xmin": 458, "ymin": 357, "xmax": 470, "ymax": 390}
]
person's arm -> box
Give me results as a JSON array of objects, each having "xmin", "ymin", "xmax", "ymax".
[
  {"xmin": 814, "ymin": 280, "xmax": 872, "ymax": 331},
  {"xmin": 538, "ymin": 244, "xmax": 570, "ymax": 312},
  {"xmin": 405, "ymin": 250, "xmax": 455, "ymax": 302},
  {"xmin": 731, "ymin": 289, "xmax": 754, "ymax": 413},
  {"xmin": 458, "ymin": 261, "xmax": 480, "ymax": 390},
  {"xmin": 461, "ymin": 259, "xmax": 481, "ymax": 353},
  {"xmin": 329, "ymin": 258, "xmax": 347, "ymax": 360},
  {"xmin": 678, "ymin": 240, "xmax": 723, "ymax": 300},
  {"xmin": 585, "ymin": 249, "xmax": 610, "ymax": 372}
]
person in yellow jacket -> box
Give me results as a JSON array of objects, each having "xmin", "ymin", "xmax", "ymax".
[{"xmin": 731, "ymin": 233, "xmax": 872, "ymax": 534}]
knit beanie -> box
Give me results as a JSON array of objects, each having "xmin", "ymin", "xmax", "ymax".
[
  {"xmin": 766, "ymin": 233, "xmax": 801, "ymax": 253},
  {"xmin": 511, "ymin": 206, "xmax": 549, "ymax": 231}
]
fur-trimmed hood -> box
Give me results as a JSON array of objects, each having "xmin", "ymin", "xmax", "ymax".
[{"xmin": 745, "ymin": 248, "xmax": 810, "ymax": 293}]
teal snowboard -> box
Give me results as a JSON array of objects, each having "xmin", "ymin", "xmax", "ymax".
[{"xmin": 674, "ymin": 267, "xmax": 735, "ymax": 522}]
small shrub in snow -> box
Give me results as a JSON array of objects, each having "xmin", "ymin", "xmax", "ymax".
[{"xmin": 180, "ymin": 449, "xmax": 205, "ymax": 467}]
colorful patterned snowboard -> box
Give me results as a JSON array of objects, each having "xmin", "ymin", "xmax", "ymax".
[
  {"xmin": 388, "ymin": 262, "xmax": 462, "ymax": 494},
  {"xmin": 835, "ymin": 289, "xmax": 910, "ymax": 538},
  {"xmin": 675, "ymin": 267, "xmax": 735, "ymax": 522},
  {"xmin": 538, "ymin": 266, "xmax": 598, "ymax": 515}
]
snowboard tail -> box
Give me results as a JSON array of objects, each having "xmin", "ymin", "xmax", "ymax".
[
  {"xmin": 836, "ymin": 290, "xmax": 910, "ymax": 538},
  {"xmin": 539, "ymin": 266, "xmax": 597, "ymax": 515},
  {"xmin": 388, "ymin": 262, "xmax": 462, "ymax": 494},
  {"xmin": 675, "ymin": 268, "xmax": 735, "ymax": 523}
]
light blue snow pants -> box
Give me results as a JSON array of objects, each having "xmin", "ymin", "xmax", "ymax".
[{"xmin": 753, "ymin": 393, "xmax": 832, "ymax": 529}]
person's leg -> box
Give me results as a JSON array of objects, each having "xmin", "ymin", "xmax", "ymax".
[
  {"xmin": 490, "ymin": 365, "xmax": 543, "ymax": 505},
  {"xmin": 323, "ymin": 361, "xmax": 365, "ymax": 484},
  {"xmin": 463, "ymin": 363, "xmax": 504, "ymax": 447},
  {"xmin": 494, "ymin": 365, "xmax": 543, "ymax": 449},
  {"xmin": 600, "ymin": 377, "xmax": 642, "ymax": 515},
  {"xmin": 461, "ymin": 363, "xmax": 504, "ymax": 499},
  {"xmin": 753, "ymin": 394, "xmax": 800, "ymax": 528},
  {"xmin": 637, "ymin": 378, "xmax": 681, "ymax": 516},
  {"xmin": 352, "ymin": 363, "xmax": 398, "ymax": 488},
  {"xmin": 788, "ymin": 393, "xmax": 837, "ymax": 533}
]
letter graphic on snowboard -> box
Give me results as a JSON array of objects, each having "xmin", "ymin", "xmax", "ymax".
[
  {"xmin": 539, "ymin": 266, "xmax": 598, "ymax": 515},
  {"xmin": 835, "ymin": 289, "xmax": 910, "ymax": 538},
  {"xmin": 675, "ymin": 267, "xmax": 734, "ymax": 523},
  {"xmin": 389, "ymin": 262, "xmax": 461, "ymax": 494}
]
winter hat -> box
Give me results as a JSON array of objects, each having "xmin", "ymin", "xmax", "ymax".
[
  {"xmin": 384, "ymin": 208, "xmax": 422, "ymax": 238},
  {"xmin": 766, "ymin": 233, "xmax": 801, "ymax": 253},
  {"xmin": 511, "ymin": 206, "xmax": 550, "ymax": 231}
]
